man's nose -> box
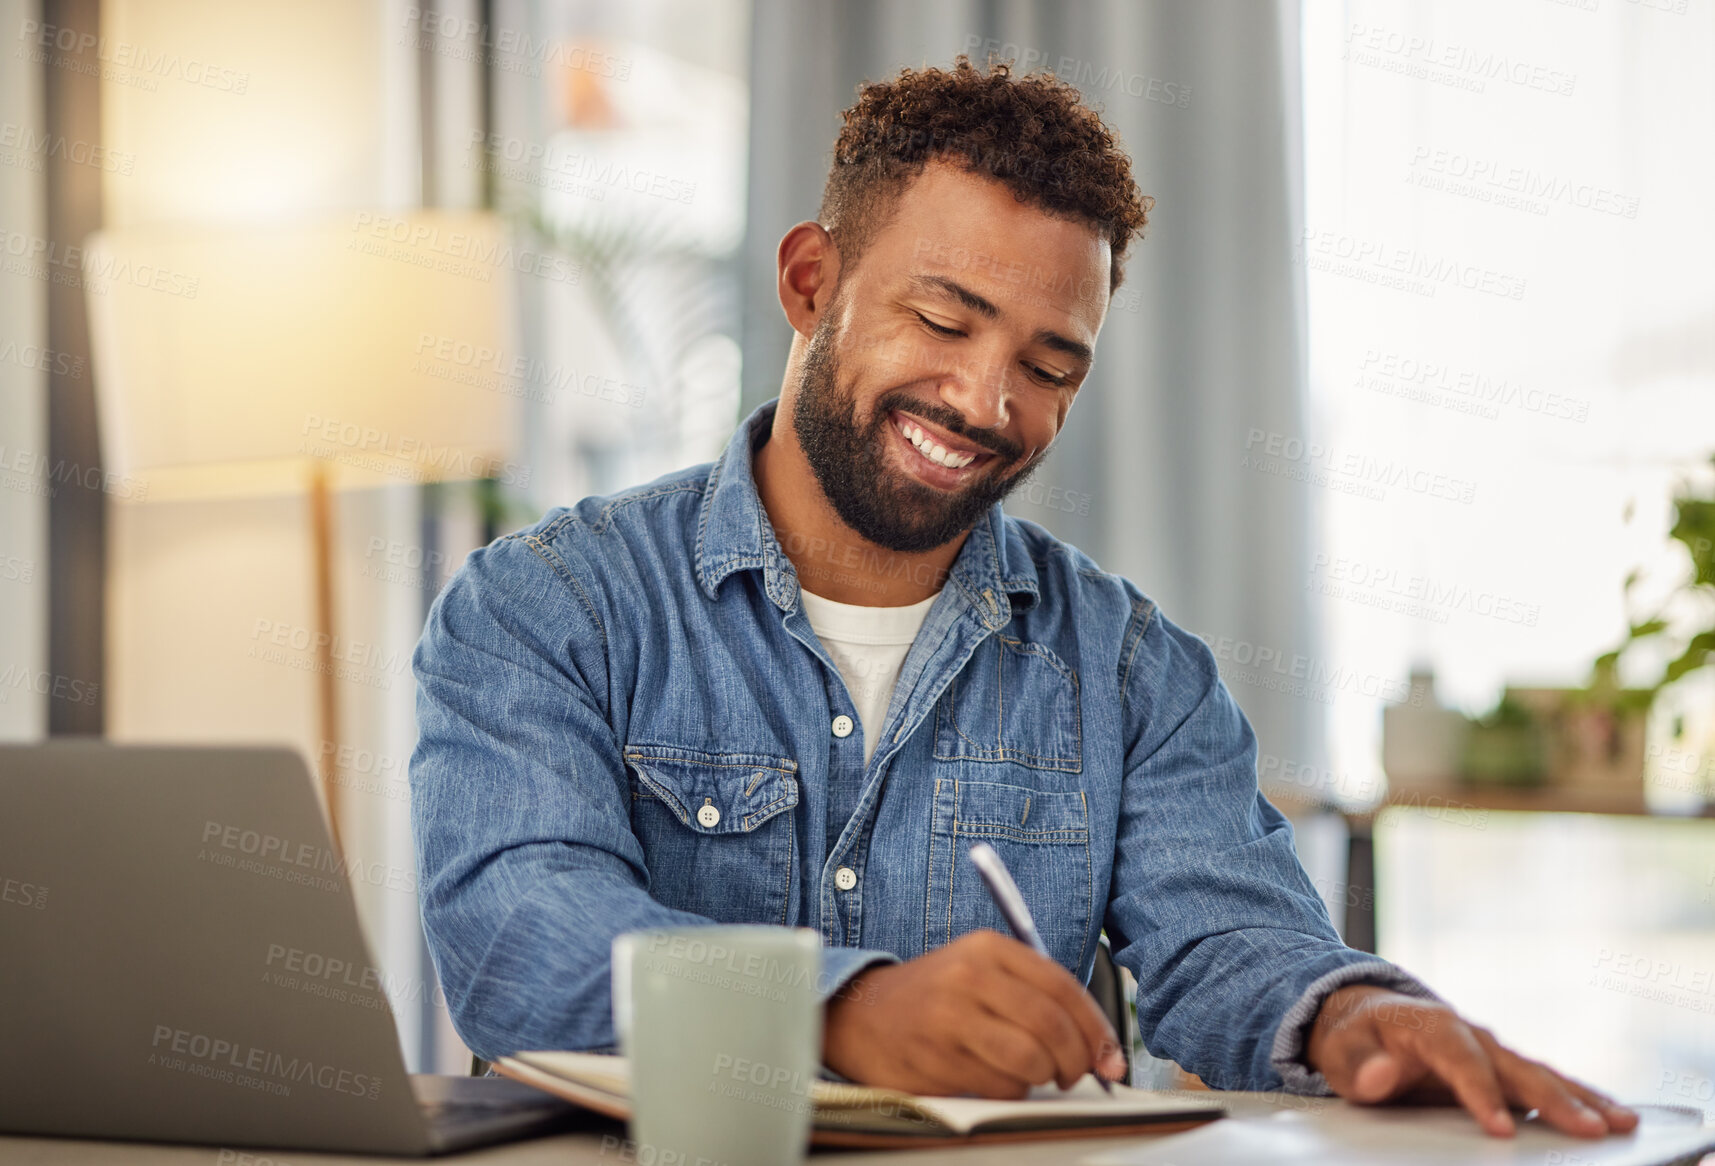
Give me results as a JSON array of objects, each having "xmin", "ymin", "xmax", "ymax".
[{"xmin": 935, "ymin": 355, "xmax": 1010, "ymax": 432}]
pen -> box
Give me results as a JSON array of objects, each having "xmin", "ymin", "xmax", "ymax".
[{"xmin": 967, "ymin": 841, "xmax": 1117, "ymax": 1094}]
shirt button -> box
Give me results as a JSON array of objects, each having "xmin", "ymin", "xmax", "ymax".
[
  {"xmin": 831, "ymin": 715, "xmax": 854, "ymax": 739},
  {"xmin": 696, "ymin": 804, "xmax": 721, "ymax": 828},
  {"xmin": 834, "ymin": 866, "xmax": 857, "ymax": 891}
]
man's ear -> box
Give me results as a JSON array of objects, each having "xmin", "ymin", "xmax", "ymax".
[{"xmin": 777, "ymin": 221, "xmax": 842, "ymax": 339}]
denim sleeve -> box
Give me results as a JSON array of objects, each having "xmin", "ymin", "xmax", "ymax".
[
  {"xmin": 410, "ymin": 531, "xmax": 893, "ymax": 1061},
  {"xmin": 1103, "ymin": 597, "xmax": 1437, "ymax": 1092}
]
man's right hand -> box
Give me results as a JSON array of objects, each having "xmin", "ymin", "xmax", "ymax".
[{"xmin": 822, "ymin": 929, "xmax": 1129, "ymax": 1098}]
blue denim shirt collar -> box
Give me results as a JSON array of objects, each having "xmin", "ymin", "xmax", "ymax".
[{"xmin": 695, "ymin": 399, "xmax": 1041, "ymax": 619}]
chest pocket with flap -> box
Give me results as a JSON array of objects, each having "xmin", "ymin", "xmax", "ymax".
[{"xmin": 624, "ymin": 744, "xmax": 798, "ymax": 926}]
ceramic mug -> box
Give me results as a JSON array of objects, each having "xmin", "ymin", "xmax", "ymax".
[{"xmin": 612, "ymin": 926, "xmax": 822, "ymax": 1166}]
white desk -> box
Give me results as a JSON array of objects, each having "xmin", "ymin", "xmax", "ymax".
[
  {"xmin": 6, "ymin": 1092, "xmax": 1709, "ymax": 1165},
  {"xmin": 0, "ymin": 1090, "xmax": 1280, "ymax": 1165}
]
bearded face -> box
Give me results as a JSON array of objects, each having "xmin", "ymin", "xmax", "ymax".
[{"xmin": 790, "ymin": 309, "xmax": 1047, "ymax": 554}]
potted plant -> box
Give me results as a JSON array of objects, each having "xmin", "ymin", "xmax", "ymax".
[{"xmin": 1586, "ymin": 457, "xmax": 1715, "ymax": 800}]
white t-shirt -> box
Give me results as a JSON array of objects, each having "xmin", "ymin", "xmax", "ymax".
[{"xmin": 798, "ymin": 587, "xmax": 940, "ymax": 766}]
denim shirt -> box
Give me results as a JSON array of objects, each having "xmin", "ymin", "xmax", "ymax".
[{"xmin": 410, "ymin": 399, "xmax": 1433, "ymax": 1091}]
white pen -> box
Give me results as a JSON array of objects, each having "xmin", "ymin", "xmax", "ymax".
[{"xmin": 967, "ymin": 841, "xmax": 1117, "ymax": 1094}]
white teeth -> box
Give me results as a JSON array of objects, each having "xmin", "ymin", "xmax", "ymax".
[{"xmin": 897, "ymin": 418, "xmax": 976, "ymax": 469}]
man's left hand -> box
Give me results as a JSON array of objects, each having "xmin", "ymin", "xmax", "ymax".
[{"xmin": 1305, "ymin": 985, "xmax": 1639, "ymax": 1139}]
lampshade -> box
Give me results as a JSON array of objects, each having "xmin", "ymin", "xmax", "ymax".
[{"xmin": 84, "ymin": 212, "xmax": 521, "ymax": 501}]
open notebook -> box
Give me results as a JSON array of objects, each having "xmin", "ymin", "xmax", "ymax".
[{"xmin": 495, "ymin": 1051, "xmax": 1224, "ymax": 1148}]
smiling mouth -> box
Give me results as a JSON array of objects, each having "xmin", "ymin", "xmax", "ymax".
[{"xmin": 890, "ymin": 411, "xmax": 994, "ymax": 472}]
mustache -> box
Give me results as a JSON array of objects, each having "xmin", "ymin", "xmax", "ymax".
[{"xmin": 873, "ymin": 391, "xmax": 1025, "ymax": 462}]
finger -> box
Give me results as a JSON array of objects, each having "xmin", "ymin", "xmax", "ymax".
[
  {"xmin": 879, "ymin": 1033, "xmax": 1020, "ymax": 1100},
  {"xmin": 969, "ymin": 964, "xmax": 1097, "ymax": 1089},
  {"xmin": 937, "ymin": 1044, "xmax": 1035, "ymax": 1100},
  {"xmin": 1558, "ymin": 1077, "xmax": 1639, "ymax": 1132},
  {"xmin": 1311, "ymin": 999, "xmax": 1429, "ymax": 1102},
  {"xmin": 1393, "ymin": 1020, "xmax": 1514, "ymax": 1137},
  {"xmin": 988, "ymin": 935, "xmax": 1125, "ymax": 1079},
  {"xmin": 956, "ymin": 1003, "xmax": 1063, "ymax": 1089},
  {"xmin": 1489, "ymin": 1049, "xmax": 1604, "ymax": 1138},
  {"xmin": 1476, "ymin": 1034, "xmax": 1628, "ymax": 1139}
]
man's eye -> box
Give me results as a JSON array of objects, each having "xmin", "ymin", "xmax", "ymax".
[
  {"xmin": 914, "ymin": 313, "xmax": 963, "ymax": 338},
  {"xmin": 1026, "ymin": 364, "xmax": 1070, "ymax": 387}
]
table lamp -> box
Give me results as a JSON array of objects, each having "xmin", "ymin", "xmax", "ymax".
[{"xmin": 84, "ymin": 212, "xmax": 519, "ymax": 846}]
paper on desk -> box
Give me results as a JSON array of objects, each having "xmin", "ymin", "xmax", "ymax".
[
  {"xmin": 1081, "ymin": 1100, "xmax": 1715, "ymax": 1166},
  {"xmin": 820, "ymin": 1075, "xmax": 1220, "ymax": 1136},
  {"xmin": 516, "ymin": 1052, "xmax": 1221, "ymax": 1136}
]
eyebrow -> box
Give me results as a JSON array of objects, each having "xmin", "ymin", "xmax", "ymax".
[{"xmin": 907, "ymin": 273, "xmax": 1094, "ymax": 367}]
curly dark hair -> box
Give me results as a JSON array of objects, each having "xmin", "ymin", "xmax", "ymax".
[{"xmin": 818, "ymin": 55, "xmax": 1152, "ymax": 294}]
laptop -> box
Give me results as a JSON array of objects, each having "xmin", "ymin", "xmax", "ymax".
[{"xmin": 0, "ymin": 741, "xmax": 588, "ymax": 1155}]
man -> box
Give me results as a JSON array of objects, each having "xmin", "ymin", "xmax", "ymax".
[{"xmin": 411, "ymin": 58, "xmax": 1634, "ymax": 1138}]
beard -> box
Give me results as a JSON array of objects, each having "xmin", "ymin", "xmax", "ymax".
[{"xmin": 790, "ymin": 313, "xmax": 1045, "ymax": 554}]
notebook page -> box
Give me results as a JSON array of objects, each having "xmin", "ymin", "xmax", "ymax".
[{"xmin": 905, "ymin": 1076, "xmax": 1223, "ymax": 1136}]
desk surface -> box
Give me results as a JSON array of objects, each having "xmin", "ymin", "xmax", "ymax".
[{"xmin": 0, "ymin": 1091, "xmax": 1301, "ymax": 1165}]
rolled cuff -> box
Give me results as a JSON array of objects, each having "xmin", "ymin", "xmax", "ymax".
[
  {"xmin": 1269, "ymin": 960, "xmax": 1445, "ymax": 1095},
  {"xmin": 816, "ymin": 947, "xmax": 900, "ymax": 1081}
]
